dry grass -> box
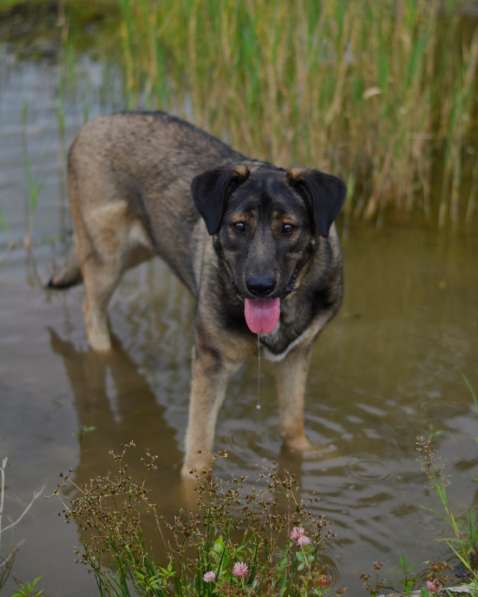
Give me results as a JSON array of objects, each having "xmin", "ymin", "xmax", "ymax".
[{"xmin": 112, "ymin": 0, "xmax": 478, "ymax": 227}]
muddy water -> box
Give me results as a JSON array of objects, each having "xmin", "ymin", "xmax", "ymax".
[{"xmin": 1, "ymin": 47, "xmax": 478, "ymax": 596}]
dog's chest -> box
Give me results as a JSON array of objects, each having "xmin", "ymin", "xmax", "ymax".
[{"xmin": 259, "ymin": 298, "xmax": 314, "ymax": 360}]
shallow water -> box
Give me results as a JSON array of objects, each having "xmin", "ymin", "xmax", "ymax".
[{"xmin": 1, "ymin": 43, "xmax": 478, "ymax": 596}]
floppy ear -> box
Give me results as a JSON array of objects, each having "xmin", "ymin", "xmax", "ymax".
[
  {"xmin": 191, "ymin": 165, "xmax": 250, "ymax": 235},
  {"xmin": 288, "ymin": 168, "xmax": 347, "ymax": 238}
]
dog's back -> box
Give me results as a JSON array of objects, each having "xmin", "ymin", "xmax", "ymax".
[{"xmin": 63, "ymin": 112, "xmax": 242, "ymax": 292}]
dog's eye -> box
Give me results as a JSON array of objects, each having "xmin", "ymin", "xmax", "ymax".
[
  {"xmin": 233, "ymin": 221, "xmax": 247, "ymax": 233},
  {"xmin": 281, "ymin": 223, "xmax": 295, "ymax": 235}
]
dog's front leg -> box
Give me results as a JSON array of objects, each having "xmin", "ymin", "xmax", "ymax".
[
  {"xmin": 182, "ymin": 345, "xmax": 233, "ymax": 478},
  {"xmin": 273, "ymin": 344, "xmax": 314, "ymax": 452}
]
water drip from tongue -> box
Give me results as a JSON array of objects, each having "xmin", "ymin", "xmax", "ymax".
[{"xmin": 244, "ymin": 298, "xmax": 280, "ymax": 335}]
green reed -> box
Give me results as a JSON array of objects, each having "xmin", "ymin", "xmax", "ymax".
[
  {"xmin": 20, "ymin": 102, "xmax": 42, "ymax": 248},
  {"xmin": 112, "ymin": 0, "xmax": 477, "ymax": 227}
]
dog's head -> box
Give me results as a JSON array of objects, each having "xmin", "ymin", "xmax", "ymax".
[{"xmin": 192, "ymin": 163, "xmax": 346, "ymax": 335}]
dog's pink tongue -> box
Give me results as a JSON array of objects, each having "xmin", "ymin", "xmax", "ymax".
[{"xmin": 244, "ymin": 298, "xmax": 280, "ymax": 335}]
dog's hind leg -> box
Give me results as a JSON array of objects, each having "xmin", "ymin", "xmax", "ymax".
[
  {"xmin": 81, "ymin": 256, "xmax": 121, "ymax": 352},
  {"xmin": 79, "ymin": 203, "xmax": 152, "ymax": 352},
  {"xmin": 273, "ymin": 344, "xmax": 313, "ymax": 452}
]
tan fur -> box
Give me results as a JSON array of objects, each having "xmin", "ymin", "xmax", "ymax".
[
  {"xmin": 75, "ymin": 202, "xmax": 153, "ymax": 351},
  {"xmin": 273, "ymin": 345, "xmax": 313, "ymax": 451},
  {"xmin": 183, "ymin": 348, "xmax": 241, "ymax": 475}
]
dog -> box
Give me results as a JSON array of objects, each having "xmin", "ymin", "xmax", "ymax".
[{"xmin": 48, "ymin": 111, "xmax": 346, "ymax": 478}]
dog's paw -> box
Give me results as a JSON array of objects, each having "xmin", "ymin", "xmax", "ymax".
[
  {"xmin": 180, "ymin": 464, "xmax": 199, "ymax": 480},
  {"xmin": 87, "ymin": 330, "xmax": 113, "ymax": 352},
  {"xmin": 284, "ymin": 434, "xmax": 315, "ymax": 453},
  {"xmin": 282, "ymin": 437, "xmax": 340, "ymax": 462},
  {"xmin": 180, "ymin": 460, "xmax": 213, "ymax": 481}
]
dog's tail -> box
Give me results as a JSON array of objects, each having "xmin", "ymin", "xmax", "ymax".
[{"xmin": 47, "ymin": 249, "xmax": 83, "ymax": 290}]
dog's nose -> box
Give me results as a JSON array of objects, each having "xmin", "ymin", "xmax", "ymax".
[{"xmin": 246, "ymin": 275, "xmax": 275, "ymax": 297}]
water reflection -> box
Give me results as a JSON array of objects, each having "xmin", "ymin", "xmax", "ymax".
[{"xmin": 48, "ymin": 328, "xmax": 184, "ymax": 511}]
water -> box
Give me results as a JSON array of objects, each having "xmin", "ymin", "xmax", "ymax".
[{"xmin": 1, "ymin": 38, "xmax": 478, "ymax": 597}]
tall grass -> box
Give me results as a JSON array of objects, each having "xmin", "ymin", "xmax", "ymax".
[
  {"xmin": 111, "ymin": 0, "xmax": 477, "ymax": 226},
  {"xmin": 20, "ymin": 102, "xmax": 42, "ymax": 250}
]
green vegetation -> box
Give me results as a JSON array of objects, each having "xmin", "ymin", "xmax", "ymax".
[
  {"xmin": 10, "ymin": 576, "xmax": 44, "ymax": 597},
  {"xmin": 415, "ymin": 432, "xmax": 478, "ymax": 595},
  {"xmin": 54, "ymin": 435, "xmax": 478, "ymax": 597},
  {"xmin": 1, "ymin": 0, "xmax": 477, "ymax": 227},
  {"xmin": 416, "ymin": 379, "xmax": 478, "ymax": 594},
  {"xmin": 111, "ymin": 0, "xmax": 478, "ymax": 226},
  {"xmin": 57, "ymin": 444, "xmax": 335, "ymax": 596},
  {"xmin": 361, "ymin": 380, "xmax": 478, "ymax": 596},
  {"xmin": 20, "ymin": 102, "xmax": 43, "ymax": 249}
]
